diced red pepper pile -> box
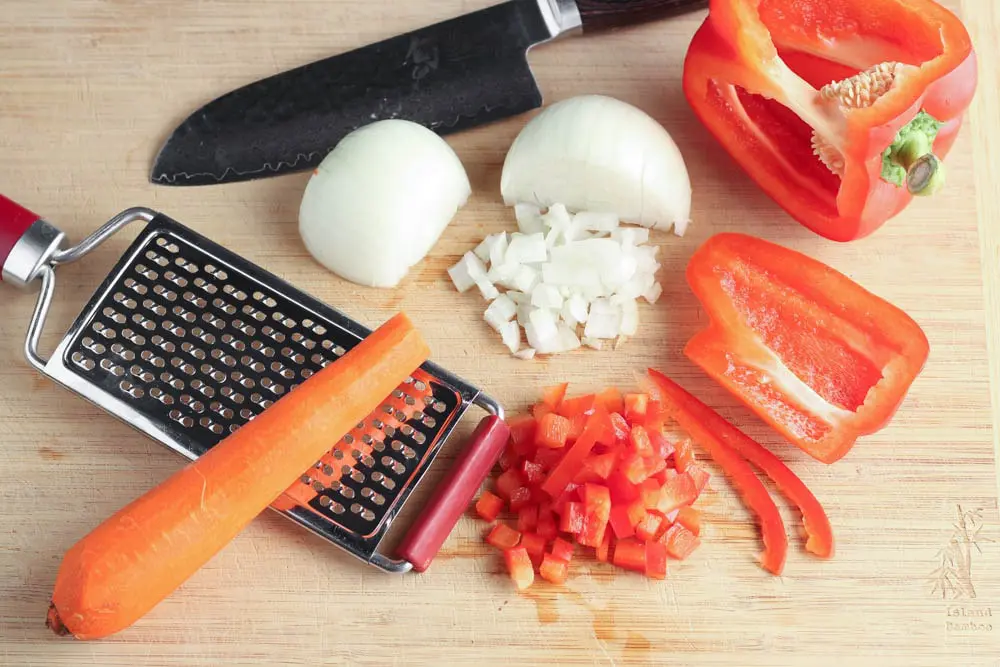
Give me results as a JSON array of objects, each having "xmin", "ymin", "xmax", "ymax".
[{"xmin": 474, "ymin": 383, "xmax": 709, "ymax": 590}]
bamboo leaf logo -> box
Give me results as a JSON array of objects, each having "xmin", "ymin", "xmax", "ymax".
[{"xmin": 929, "ymin": 505, "xmax": 993, "ymax": 599}]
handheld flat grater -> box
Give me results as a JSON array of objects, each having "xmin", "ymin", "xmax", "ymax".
[{"xmin": 0, "ymin": 194, "xmax": 509, "ymax": 573}]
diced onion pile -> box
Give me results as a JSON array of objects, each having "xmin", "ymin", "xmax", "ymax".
[{"xmin": 448, "ymin": 203, "xmax": 663, "ymax": 357}]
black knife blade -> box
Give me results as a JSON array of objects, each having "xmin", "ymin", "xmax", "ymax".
[
  {"xmin": 152, "ymin": 1, "xmax": 556, "ymax": 186},
  {"xmin": 151, "ymin": 0, "xmax": 709, "ymax": 186}
]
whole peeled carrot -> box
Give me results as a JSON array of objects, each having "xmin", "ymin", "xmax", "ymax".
[{"xmin": 47, "ymin": 312, "xmax": 429, "ymax": 640}]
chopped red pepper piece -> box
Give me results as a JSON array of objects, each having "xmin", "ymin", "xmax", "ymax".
[
  {"xmin": 540, "ymin": 383, "xmax": 569, "ymax": 409},
  {"xmin": 623, "ymin": 394, "xmax": 648, "ymax": 422},
  {"xmin": 539, "ymin": 554, "xmax": 570, "ymax": 584},
  {"xmin": 566, "ymin": 413, "xmax": 587, "ymax": 442},
  {"xmin": 645, "ymin": 541, "xmax": 669, "ymax": 580},
  {"xmin": 656, "ymin": 470, "xmax": 699, "ymax": 515},
  {"xmin": 687, "ymin": 465, "xmax": 710, "ymax": 495},
  {"xmin": 620, "ymin": 451, "xmax": 652, "ymax": 485},
  {"xmin": 595, "ymin": 530, "xmax": 612, "ymax": 563},
  {"xmin": 674, "ymin": 438, "xmax": 695, "ymax": 472},
  {"xmin": 634, "ymin": 512, "xmax": 664, "ymax": 542},
  {"xmin": 629, "ymin": 425, "xmax": 653, "ymax": 457},
  {"xmin": 508, "ymin": 486, "xmax": 532, "ymax": 512},
  {"xmin": 532, "ymin": 402, "xmax": 554, "ymax": 421},
  {"xmin": 495, "ymin": 469, "xmax": 524, "ymax": 500},
  {"xmin": 648, "ymin": 431, "xmax": 674, "ymax": 460},
  {"xmin": 508, "ymin": 415, "xmax": 537, "ymax": 457},
  {"xmin": 540, "ymin": 408, "xmax": 609, "ymax": 498},
  {"xmin": 661, "ymin": 524, "xmax": 701, "ymax": 560},
  {"xmin": 639, "ymin": 478, "xmax": 661, "ymax": 510},
  {"xmin": 612, "ymin": 538, "xmax": 646, "ymax": 573},
  {"xmin": 475, "ymin": 491, "xmax": 504, "ymax": 522},
  {"xmin": 498, "ymin": 445, "xmax": 517, "ymax": 472},
  {"xmin": 578, "ymin": 483, "xmax": 611, "ymax": 548},
  {"xmin": 486, "ymin": 523, "xmax": 521, "ymax": 550},
  {"xmin": 520, "ymin": 459, "xmax": 545, "ymax": 486},
  {"xmin": 585, "ymin": 451, "xmax": 619, "ymax": 480},
  {"xmin": 683, "ymin": 0, "xmax": 976, "ymax": 240},
  {"xmin": 644, "ymin": 400, "xmax": 668, "ymax": 433},
  {"xmin": 560, "ymin": 501, "xmax": 584, "ymax": 535},
  {"xmin": 647, "ymin": 370, "xmax": 788, "ymax": 575},
  {"xmin": 520, "ymin": 531, "xmax": 547, "ymax": 567},
  {"xmin": 685, "ymin": 233, "xmax": 930, "ymax": 464},
  {"xmin": 536, "ymin": 512, "xmax": 558, "ymax": 540},
  {"xmin": 551, "ymin": 482, "xmax": 580, "ymax": 514},
  {"xmin": 597, "ymin": 387, "xmax": 624, "ymax": 415},
  {"xmin": 517, "ymin": 505, "xmax": 539, "ymax": 533},
  {"xmin": 676, "ymin": 507, "xmax": 702, "ymax": 537},
  {"xmin": 551, "ymin": 537, "xmax": 574, "ymax": 563},
  {"xmin": 558, "ymin": 393, "xmax": 597, "ymax": 418},
  {"xmin": 504, "ymin": 547, "xmax": 535, "ymax": 590},
  {"xmin": 533, "ymin": 447, "xmax": 564, "ymax": 471},
  {"xmin": 536, "ymin": 412, "xmax": 571, "ymax": 449},
  {"xmin": 605, "ymin": 470, "xmax": 641, "ymax": 504},
  {"xmin": 609, "ymin": 505, "xmax": 636, "ymax": 540},
  {"xmin": 609, "ymin": 412, "xmax": 631, "ymax": 443}
]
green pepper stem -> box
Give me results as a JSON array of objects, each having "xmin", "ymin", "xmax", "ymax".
[
  {"xmin": 891, "ymin": 133, "xmax": 943, "ymax": 196},
  {"xmin": 906, "ymin": 154, "xmax": 946, "ymax": 197}
]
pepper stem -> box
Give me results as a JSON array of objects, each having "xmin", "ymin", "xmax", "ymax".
[{"xmin": 905, "ymin": 154, "xmax": 946, "ymax": 197}]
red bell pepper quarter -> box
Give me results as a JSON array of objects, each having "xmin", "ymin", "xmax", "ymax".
[
  {"xmin": 475, "ymin": 491, "xmax": 504, "ymax": 522},
  {"xmin": 504, "ymin": 547, "xmax": 535, "ymax": 591},
  {"xmin": 686, "ymin": 233, "xmax": 929, "ymax": 464},
  {"xmin": 683, "ymin": 0, "xmax": 976, "ymax": 241},
  {"xmin": 648, "ymin": 369, "xmax": 835, "ymax": 564}
]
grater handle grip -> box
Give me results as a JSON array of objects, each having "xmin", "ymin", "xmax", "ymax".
[
  {"xmin": 0, "ymin": 194, "xmax": 42, "ymax": 277},
  {"xmin": 397, "ymin": 415, "xmax": 509, "ymax": 573}
]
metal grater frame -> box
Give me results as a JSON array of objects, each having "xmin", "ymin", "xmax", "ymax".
[{"xmin": 19, "ymin": 207, "xmax": 502, "ymax": 573}]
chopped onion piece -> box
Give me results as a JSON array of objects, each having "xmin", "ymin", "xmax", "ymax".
[
  {"xmin": 584, "ymin": 298, "xmax": 622, "ymax": 339},
  {"xmin": 531, "ymin": 284, "xmax": 564, "ymax": 310},
  {"xmin": 489, "ymin": 233, "xmax": 509, "ymax": 268},
  {"xmin": 448, "ymin": 252, "xmax": 487, "ymax": 293},
  {"xmin": 474, "ymin": 233, "xmax": 502, "ymax": 263},
  {"xmin": 506, "ymin": 233, "xmax": 547, "ymax": 265},
  {"xmin": 487, "ymin": 262, "xmax": 519, "ymax": 285},
  {"xmin": 543, "ymin": 203, "xmax": 572, "ymax": 230},
  {"xmin": 499, "ymin": 320, "xmax": 521, "ymax": 353},
  {"xmin": 506, "ymin": 290, "xmax": 529, "ymax": 304},
  {"xmin": 643, "ymin": 282, "xmax": 663, "ymax": 304},
  {"xmin": 618, "ymin": 298, "xmax": 639, "ymax": 336},
  {"xmin": 516, "ymin": 303, "xmax": 534, "ymax": 327},
  {"xmin": 582, "ymin": 337, "xmax": 604, "ymax": 350},
  {"xmin": 612, "ymin": 227, "xmax": 650, "ymax": 246},
  {"xmin": 513, "ymin": 348, "xmax": 536, "ymax": 360},
  {"xmin": 515, "ymin": 203, "xmax": 545, "ymax": 234},
  {"xmin": 476, "ymin": 278, "xmax": 499, "ymax": 301},
  {"xmin": 566, "ymin": 293, "xmax": 589, "ymax": 323},
  {"xmin": 512, "ymin": 265, "xmax": 539, "ymax": 292},
  {"xmin": 485, "ymin": 294, "xmax": 517, "ymax": 332},
  {"xmin": 556, "ymin": 324, "xmax": 582, "ymax": 352}
]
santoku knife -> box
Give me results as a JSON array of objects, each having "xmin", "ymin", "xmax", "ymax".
[{"xmin": 151, "ymin": 0, "xmax": 708, "ymax": 186}]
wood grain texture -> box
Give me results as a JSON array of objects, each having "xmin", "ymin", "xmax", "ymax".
[{"xmin": 1, "ymin": 1, "xmax": 998, "ymax": 665}]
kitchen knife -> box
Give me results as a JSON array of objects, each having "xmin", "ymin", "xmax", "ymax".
[{"xmin": 151, "ymin": 0, "xmax": 708, "ymax": 187}]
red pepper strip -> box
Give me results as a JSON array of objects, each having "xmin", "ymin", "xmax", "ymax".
[
  {"xmin": 683, "ymin": 0, "xmax": 976, "ymax": 241},
  {"xmin": 646, "ymin": 369, "xmax": 787, "ymax": 575},
  {"xmin": 685, "ymin": 233, "xmax": 929, "ymax": 464},
  {"xmin": 540, "ymin": 408, "xmax": 609, "ymax": 498},
  {"xmin": 667, "ymin": 380, "xmax": 835, "ymax": 558}
]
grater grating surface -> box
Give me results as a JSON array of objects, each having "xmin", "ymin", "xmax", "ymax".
[{"xmin": 38, "ymin": 213, "xmax": 492, "ymax": 571}]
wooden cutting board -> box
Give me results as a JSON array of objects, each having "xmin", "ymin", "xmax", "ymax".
[{"xmin": 1, "ymin": 1, "xmax": 998, "ymax": 665}]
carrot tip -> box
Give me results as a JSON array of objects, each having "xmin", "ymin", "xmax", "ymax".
[{"xmin": 46, "ymin": 603, "xmax": 72, "ymax": 637}]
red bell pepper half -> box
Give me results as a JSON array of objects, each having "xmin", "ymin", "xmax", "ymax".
[
  {"xmin": 685, "ymin": 233, "xmax": 929, "ymax": 464},
  {"xmin": 683, "ymin": 0, "xmax": 977, "ymax": 241}
]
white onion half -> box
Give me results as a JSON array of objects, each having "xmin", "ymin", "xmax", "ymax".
[
  {"xmin": 500, "ymin": 95, "xmax": 692, "ymax": 235},
  {"xmin": 299, "ymin": 120, "xmax": 471, "ymax": 288}
]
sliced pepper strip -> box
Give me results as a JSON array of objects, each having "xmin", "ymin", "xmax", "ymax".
[
  {"xmin": 685, "ymin": 233, "xmax": 929, "ymax": 463},
  {"xmin": 683, "ymin": 0, "xmax": 976, "ymax": 241},
  {"xmin": 648, "ymin": 369, "xmax": 834, "ymax": 559},
  {"xmin": 646, "ymin": 369, "xmax": 787, "ymax": 575}
]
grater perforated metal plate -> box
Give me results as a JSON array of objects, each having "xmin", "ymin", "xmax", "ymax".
[{"xmin": 7, "ymin": 205, "xmax": 502, "ymax": 573}]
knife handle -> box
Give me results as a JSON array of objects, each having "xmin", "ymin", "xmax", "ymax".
[{"xmin": 577, "ymin": 0, "xmax": 709, "ymax": 32}]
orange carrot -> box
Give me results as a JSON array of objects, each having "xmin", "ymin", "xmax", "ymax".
[{"xmin": 47, "ymin": 313, "xmax": 429, "ymax": 640}]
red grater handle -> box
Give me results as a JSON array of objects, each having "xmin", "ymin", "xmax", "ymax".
[
  {"xmin": 0, "ymin": 194, "xmax": 42, "ymax": 277},
  {"xmin": 397, "ymin": 415, "xmax": 510, "ymax": 572}
]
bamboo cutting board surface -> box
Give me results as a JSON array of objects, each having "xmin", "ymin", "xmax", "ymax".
[{"xmin": 1, "ymin": 1, "xmax": 999, "ymax": 665}]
